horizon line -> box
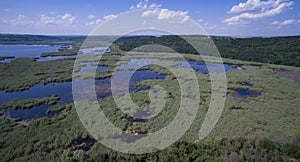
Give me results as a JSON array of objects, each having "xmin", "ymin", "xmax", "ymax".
[{"xmin": 0, "ymin": 33, "xmax": 299, "ymax": 38}]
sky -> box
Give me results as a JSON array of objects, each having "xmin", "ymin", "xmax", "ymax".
[{"xmin": 0, "ymin": 0, "xmax": 299, "ymax": 36}]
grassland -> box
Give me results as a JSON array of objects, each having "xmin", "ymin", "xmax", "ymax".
[
  {"xmin": 0, "ymin": 58, "xmax": 76, "ymax": 92},
  {"xmin": 0, "ymin": 95, "xmax": 59, "ymax": 110},
  {"xmin": 0, "ymin": 34, "xmax": 299, "ymax": 161},
  {"xmin": 40, "ymin": 47, "xmax": 82, "ymax": 57},
  {"xmin": 0, "ymin": 52, "xmax": 299, "ymax": 161}
]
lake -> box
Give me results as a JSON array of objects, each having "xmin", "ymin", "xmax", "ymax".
[
  {"xmin": 0, "ymin": 45, "xmax": 241, "ymax": 121},
  {"xmin": 0, "ymin": 69, "xmax": 166, "ymax": 121},
  {"xmin": 0, "ymin": 44, "xmax": 60, "ymax": 58}
]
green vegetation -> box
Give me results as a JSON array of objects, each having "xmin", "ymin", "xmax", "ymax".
[
  {"xmin": 96, "ymin": 59, "xmax": 300, "ymax": 140},
  {"xmin": 0, "ymin": 104, "xmax": 299, "ymax": 161},
  {"xmin": 113, "ymin": 35, "xmax": 300, "ymax": 67},
  {"xmin": 0, "ymin": 34, "xmax": 300, "ymax": 161},
  {"xmin": 0, "ymin": 56, "xmax": 15, "ymax": 60},
  {"xmin": 0, "ymin": 58, "xmax": 76, "ymax": 92},
  {"xmin": 74, "ymin": 70, "xmax": 113, "ymax": 80},
  {"xmin": 0, "ymin": 103, "xmax": 299, "ymax": 161},
  {"xmin": 46, "ymin": 104, "xmax": 73, "ymax": 114},
  {"xmin": 40, "ymin": 47, "xmax": 82, "ymax": 57},
  {"xmin": 213, "ymin": 36, "xmax": 300, "ymax": 67},
  {"xmin": 0, "ymin": 34, "xmax": 85, "ymax": 46},
  {"xmin": 0, "ymin": 95, "xmax": 59, "ymax": 110},
  {"xmin": 1, "ymin": 34, "xmax": 299, "ymax": 67}
]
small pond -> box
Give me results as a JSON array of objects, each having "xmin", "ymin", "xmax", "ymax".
[
  {"xmin": 235, "ymin": 90, "xmax": 262, "ymax": 98},
  {"xmin": 233, "ymin": 89, "xmax": 262, "ymax": 101},
  {"xmin": 179, "ymin": 61, "xmax": 241, "ymax": 73},
  {"xmin": 78, "ymin": 62, "xmax": 111, "ymax": 74},
  {"xmin": 241, "ymin": 83, "xmax": 253, "ymax": 87}
]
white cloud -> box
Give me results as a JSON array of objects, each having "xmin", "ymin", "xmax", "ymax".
[
  {"xmin": 14, "ymin": 14, "xmax": 34, "ymax": 25},
  {"xmin": 40, "ymin": 14, "xmax": 55, "ymax": 24},
  {"xmin": 208, "ymin": 25, "xmax": 217, "ymax": 30},
  {"xmin": 142, "ymin": 9, "xmax": 189, "ymax": 24},
  {"xmin": 224, "ymin": 0, "xmax": 294, "ymax": 25},
  {"xmin": 2, "ymin": 13, "xmax": 76, "ymax": 25},
  {"xmin": 280, "ymin": 19, "xmax": 294, "ymax": 25},
  {"xmin": 87, "ymin": 19, "xmax": 102, "ymax": 26},
  {"xmin": 86, "ymin": 14, "xmax": 117, "ymax": 26},
  {"xmin": 198, "ymin": 19, "xmax": 204, "ymax": 23},
  {"xmin": 88, "ymin": 14, "xmax": 96, "ymax": 19},
  {"xmin": 142, "ymin": 9, "xmax": 159, "ymax": 17},
  {"xmin": 17, "ymin": 14, "xmax": 25, "ymax": 20},
  {"xmin": 272, "ymin": 20, "xmax": 280, "ymax": 25},
  {"xmin": 229, "ymin": 0, "xmax": 290, "ymax": 13},
  {"xmin": 130, "ymin": 0, "xmax": 161, "ymax": 10},
  {"xmin": 130, "ymin": 6, "xmax": 135, "ymax": 10},
  {"xmin": 1, "ymin": 14, "xmax": 35, "ymax": 25},
  {"xmin": 40, "ymin": 13, "xmax": 76, "ymax": 25},
  {"xmin": 61, "ymin": 14, "xmax": 75, "ymax": 24},
  {"xmin": 103, "ymin": 14, "xmax": 117, "ymax": 21},
  {"xmin": 149, "ymin": 3, "xmax": 162, "ymax": 8},
  {"xmin": 272, "ymin": 19, "xmax": 298, "ymax": 26}
]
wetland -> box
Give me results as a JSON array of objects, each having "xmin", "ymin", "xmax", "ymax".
[{"xmin": 0, "ymin": 34, "xmax": 299, "ymax": 161}]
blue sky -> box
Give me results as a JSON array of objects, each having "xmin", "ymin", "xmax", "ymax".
[{"xmin": 0, "ymin": 0, "xmax": 299, "ymax": 36}]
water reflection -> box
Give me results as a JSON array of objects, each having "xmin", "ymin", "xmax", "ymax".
[
  {"xmin": 179, "ymin": 61, "xmax": 241, "ymax": 73},
  {"xmin": 1, "ymin": 69, "xmax": 166, "ymax": 121}
]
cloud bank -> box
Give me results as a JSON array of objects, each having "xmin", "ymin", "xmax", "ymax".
[{"xmin": 224, "ymin": 0, "xmax": 294, "ymax": 25}]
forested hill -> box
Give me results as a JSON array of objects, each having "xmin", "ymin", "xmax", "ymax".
[
  {"xmin": 114, "ymin": 35, "xmax": 300, "ymax": 67},
  {"xmin": 213, "ymin": 36, "xmax": 300, "ymax": 67},
  {"xmin": 0, "ymin": 34, "xmax": 85, "ymax": 45},
  {"xmin": 1, "ymin": 34, "xmax": 299, "ymax": 67}
]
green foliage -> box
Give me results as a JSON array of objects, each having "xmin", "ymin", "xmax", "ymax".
[
  {"xmin": 259, "ymin": 138, "xmax": 277, "ymax": 151},
  {"xmin": 213, "ymin": 36, "xmax": 300, "ymax": 67},
  {"xmin": 0, "ymin": 95, "xmax": 59, "ymax": 110},
  {"xmin": 74, "ymin": 70, "xmax": 113, "ymax": 80},
  {"xmin": 0, "ymin": 104, "xmax": 89, "ymax": 161},
  {"xmin": 113, "ymin": 35, "xmax": 300, "ymax": 67},
  {"xmin": 40, "ymin": 47, "xmax": 81, "ymax": 57},
  {"xmin": 46, "ymin": 104, "xmax": 73, "ymax": 114},
  {"xmin": 0, "ymin": 58, "xmax": 76, "ymax": 92},
  {"xmin": 0, "ymin": 34, "xmax": 85, "ymax": 45},
  {"xmin": 289, "ymin": 131, "xmax": 300, "ymax": 137},
  {"xmin": 0, "ymin": 56, "xmax": 15, "ymax": 60},
  {"xmin": 0, "ymin": 34, "xmax": 300, "ymax": 161},
  {"xmin": 281, "ymin": 143, "xmax": 300, "ymax": 159}
]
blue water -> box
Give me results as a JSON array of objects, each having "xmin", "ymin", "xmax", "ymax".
[
  {"xmin": 179, "ymin": 61, "xmax": 241, "ymax": 73},
  {"xmin": 78, "ymin": 62, "xmax": 111, "ymax": 73},
  {"xmin": 0, "ymin": 58, "xmax": 15, "ymax": 63},
  {"xmin": 0, "ymin": 70, "xmax": 166, "ymax": 121},
  {"xmin": 241, "ymin": 83, "xmax": 253, "ymax": 87},
  {"xmin": 0, "ymin": 44, "xmax": 60, "ymax": 58},
  {"xmin": 0, "ymin": 82, "xmax": 73, "ymax": 106},
  {"xmin": 2, "ymin": 50, "xmax": 238, "ymax": 121},
  {"xmin": 120, "ymin": 58, "xmax": 158, "ymax": 69},
  {"xmin": 3, "ymin": 105, "xmax": 57, "ymax": 121},
  {"xmin": 79, "ymin": 47, "xmax": 108, "ymax": 55},
  {"xmin": 0, "ymin": 44, "xmax": 82, "ymax": 63},
  {"xmin": 235, "ymin": 90, "xmax": 262, "ymax": 98}
]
